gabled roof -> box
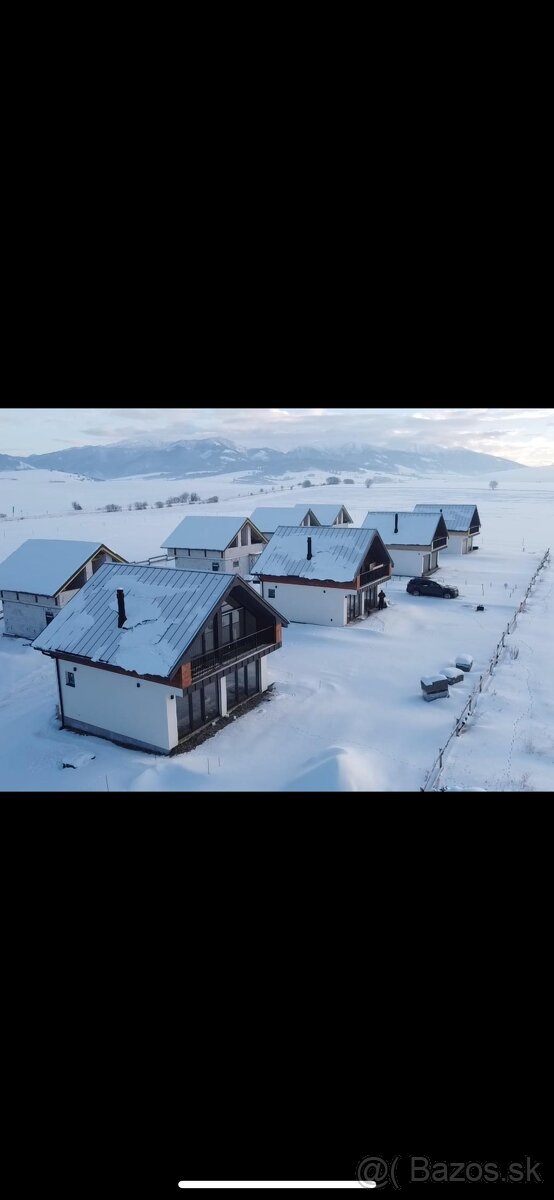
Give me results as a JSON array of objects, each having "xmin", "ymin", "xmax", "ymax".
[
  {"xmin": 413, "ymin": 504, "xmax": 481, "ymax": 532},
  {"xmin": 250, "ymin": 506, "xmax": 313, "ymax": 533},
  {"xmin": 251, "ymin": 525, "xmax": 392, "ymax": 584},
  {"xmin": 32, "ymin": 562, "xmax": 287, "ymax": 680},
  {"xmin": 303, "ymin": 503, "xmax": 353, "ymax": 525},
  {"xmin": 161, "ymin": 514, "xmax": 265, "ymax": 551},
  {"xmin": 0, "ymin": 539, "xmax": 126, "ymax": 598},
  {"xmin": 362, "ymin": 511, "xmax": 448, "ymax": 545}
]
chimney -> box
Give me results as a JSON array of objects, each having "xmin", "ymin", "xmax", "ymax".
[
  {"xmin": 307, "ymin": 537, "xmax": 313, "ymax": 561},
  {"xmin": 117, "ymin": 589, "xmax": 126, "ymax": 628},
  {"xmin": 394, "ymin": 513, "xmax": 399, "ymax": 534}
]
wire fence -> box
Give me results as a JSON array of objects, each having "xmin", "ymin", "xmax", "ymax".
[{"xmin": 421, "ymin": 548, "xmax": 551, "ymax": 792}]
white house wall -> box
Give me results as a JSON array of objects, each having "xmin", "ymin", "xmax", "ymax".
[
  {"xmin": 172, "ymin": 542, "xmax": 264, "ymax": 577},
  {"xmin": 260, "ymin": 581, "xmax": 348, "ymax": 626},
  {"xmin": 1, "ymin": 592, "xmax": 59, "ymax": 639},
  {"xmin": 59, "ymin": 660, "xmax": 181, "ymax": 753},
  {"xmin": 442, "ymin": 533, "xmax": 469, "ymax": 555},
  {"xmin": 386, "ymin": 548, "xmax": 441, "ymax": 576}
]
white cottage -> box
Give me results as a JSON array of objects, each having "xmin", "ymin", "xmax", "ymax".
[
  {"xmin": 33, "ymin": 562, "xmax": 288, "ymax": 754},
  {"xmin": 413, "ymin": 504, "xmax": 481, "ymax": 554},
  {"xmin": 362, "ymin": 511, "xmax": 449, "ymax": 576},
  {"xmin": 0, "ymin": 539, "xmax": 126, "ymax": 639},
  {"xmin": 252, "ymin": 524, "xmax": 393, "ymax": 626},
  {"xmin": 161, "ymin": 515, "xmax": 267, "ymax": 577}
]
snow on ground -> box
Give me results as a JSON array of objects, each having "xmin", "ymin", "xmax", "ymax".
[
  {"xmin": 0, "ymin": 469, "xmax": 552, "ymax": 792},
  {"xmin": 438, "ymin": 556, "xmax": 554, "ymax": 792}
]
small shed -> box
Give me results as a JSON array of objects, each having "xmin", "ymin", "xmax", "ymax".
[{"xmin": 0, "ymin": 539, "xmax": 126, "ymax": 639}]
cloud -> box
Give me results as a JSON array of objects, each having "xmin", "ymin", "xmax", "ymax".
[{"xmin": 2, "ymin": 406, "xmax": 554, "ymax": 466}]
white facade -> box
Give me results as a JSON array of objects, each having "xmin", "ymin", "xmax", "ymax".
[
  {"xmin": 170, "ymin": 537, "xmax": 263, "ymax": 578},
  {"xmin": 59, "ymin": 659, "xmax": 182, "ymax": 754},
  {"xmin": 58, "ymin": 652, "xmax": 273, "ymax": 754},
  {"xmin": 167, "ymin": 523, "xmax": 265, "ymax": 578},
  {"xmin": 388, "ymin": 548, "xmax": 440, "ymax": 577},
  {"xmin": 259, "ymin": 580, "xmax": 354, "ymax": 626},
  {"xmin": 442, "ymin": 533, "xmax": 473, "ymax": 555}
]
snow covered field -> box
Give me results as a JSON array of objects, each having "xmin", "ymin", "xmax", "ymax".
[{"xmin": 0, "ymin": 468, "xmax": 552, "ymax": 792}]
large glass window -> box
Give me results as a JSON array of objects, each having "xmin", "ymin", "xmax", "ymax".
[
  {"xmin": 221, "ymin": 606, "xmax": 243, "ymax": 645},
  {"xmin": 246, "ymin": 660, "xmax": 259, "ymax": 695},
  {"xmin": 241, "ymin": 525, "xmax": 249, "ymax": 546},
  {"xmin": 203, "ymin": 680, "xmax": 219, "ymax": 722},
  {"xmin": 176, "ymin": 695, "xmax": 191, "ymax": 739},
  {"xmin": 226, "ymin": 669, "xmax": 238, "ymax": 710},
  {"xmin": 236, "ymin": 666, "xmax": 247, "ymax": 705},
  {"xmin": 203, "ymin": 619, "xmax": 215, "ymax": 654},
  {"xmin": 221, "ymin": 611, "xmax": 232, "ymax": 645},
  {"xmin": 190, "ymin": 689, "xmax": 202, "ymax": 730}
]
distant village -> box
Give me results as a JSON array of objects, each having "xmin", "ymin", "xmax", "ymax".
[{"xmin": 0, "ymin": 499, "xmax": 481, "ymax": 755}]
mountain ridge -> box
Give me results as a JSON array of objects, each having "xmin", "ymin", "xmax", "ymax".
[{"xmin": 0, "ymin": 439, "xmax": 525, "ymax": 480}]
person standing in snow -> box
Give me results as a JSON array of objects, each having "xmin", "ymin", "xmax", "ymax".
[{"xmin": 378, "ymin": 590, "xmax": 387, "ymax": 610}]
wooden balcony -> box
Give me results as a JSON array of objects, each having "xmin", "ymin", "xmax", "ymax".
[
  {"xmin": 189, "ymin": 625, "xmax": 277, "ymax": 682},
  {"xmin": 358, "ymin": 564, "xmax": 392, "ymax": 587}
]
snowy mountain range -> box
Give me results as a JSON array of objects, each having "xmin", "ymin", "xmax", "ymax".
[{"xmin": 0, "ymin": 439, "xmax": 524, "ymax": 480}]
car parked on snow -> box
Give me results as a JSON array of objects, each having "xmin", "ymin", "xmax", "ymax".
[{"xmin": 406, "ymin": 577, "xmax": 459, "ymax": 599}]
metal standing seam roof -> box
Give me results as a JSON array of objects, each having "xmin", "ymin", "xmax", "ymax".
[
  {"xmin": 249, "ymin": 506, "xmax": 313, "ymax": 532},
  {"xmin": 32, "ymin": 562, "xmax": 282, "ymax": 680},
  {"xmin": 362, "ymin": 511, "xmax": 446, "ymax": 545},
  {"xmin": 0, "ymin": 539, "xmax": 125, "ymax": 597},
  {"xmin": 413, "ymin": 504, "xmax": 480, "ymax": 532},
  {"xmin": 251, "ymin": 525, "xmax": 391, "ymax": 583},
  {"xmin": 161, "ymin": 514, "xmax": 265, "ymax": 551}
]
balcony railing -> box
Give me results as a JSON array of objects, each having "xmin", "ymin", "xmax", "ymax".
[
  {"xmin": 190, "ymin": 625, "xmax": 276, "ymax": 681},
  {"xmin": 358, "ymin": 564, "xmax": 392, "ymax": 587}
]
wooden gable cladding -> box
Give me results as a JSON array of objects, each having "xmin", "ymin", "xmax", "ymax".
[{"xmin": 170, "ymin": 662, "xmax": 193, "ymax": 689}]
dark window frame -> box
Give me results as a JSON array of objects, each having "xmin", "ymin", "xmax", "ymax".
[{"xmin": 176, "ymin": 678, "xmax": 221, "ymax": 739}]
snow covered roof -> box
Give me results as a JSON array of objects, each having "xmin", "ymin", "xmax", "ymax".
[
  {"xmin": 413, "ymin": 504, "xmax": 480, "ymax": 532},
  {"xmin": 250, "ymin": 506, "xmax": 312, "ymax": 532},
  {"xmin": 362, "ymin": 511, "xmax": 447, "ymax": 545},
  {"xmin": 32, "ymin": 562, "xmax": 287, "ymax": 680},
  {"xmin": 0, "ymin": 540, "xmax": 125, "ymax": 597},
  {"xmin": 303, "ymin": 503, "xmax": 353, "ymax": 525},
  {"xmin": 251, "ymin": 525, "xmax": 392, "ymax": 583},
  {"xmin": 161, "ymin": 514, "xmax": 264, "ymax": 551}
]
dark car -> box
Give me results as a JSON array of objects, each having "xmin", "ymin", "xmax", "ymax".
[{"xmin": 406, "ymin": 577, "xmax": 459, "ymax": 599}]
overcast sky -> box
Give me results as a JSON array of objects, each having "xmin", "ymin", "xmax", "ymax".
[{"xmin": 1, "ymin": 406, "xmax": 553, "ymax": 465}]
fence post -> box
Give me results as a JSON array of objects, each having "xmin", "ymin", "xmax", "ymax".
[{"xmin": 439, "ymin": 750, "xmax": 443, "ymax": 769}]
